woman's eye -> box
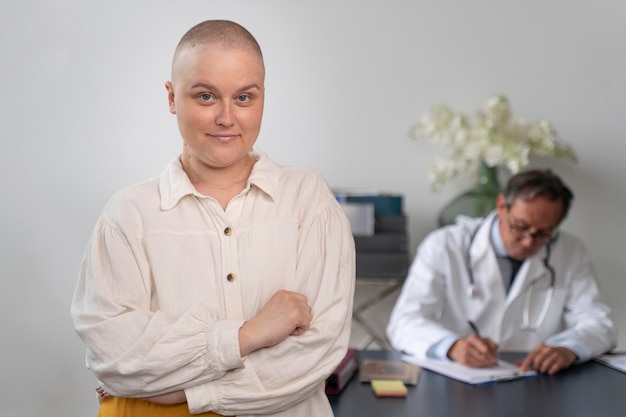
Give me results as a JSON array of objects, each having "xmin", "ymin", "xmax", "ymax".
[
  {"xmin": 200, "ymin": 93, "xmax": 214, "ymax": 101},
  {"xmin": 237, "ymin": 94, "xmax": 251, "ymax": 103}
]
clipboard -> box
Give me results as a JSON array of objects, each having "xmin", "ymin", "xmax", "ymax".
[{"xmin": 402, "ymin": 354, "xmax": 537, "ymax": 385}]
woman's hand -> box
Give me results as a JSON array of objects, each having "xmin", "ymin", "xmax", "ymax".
[{"xmin": 238, "ymin": 290, "xmax": 312, "ymax": 357}]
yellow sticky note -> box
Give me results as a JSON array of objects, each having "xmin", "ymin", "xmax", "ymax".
[{"xmin": 371, "ymin": 379, "xmax": 408, "ymax": 397}]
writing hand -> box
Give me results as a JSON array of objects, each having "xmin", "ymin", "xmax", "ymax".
[
  {"xmin": 239, "ymin": 290, "xmax": 312, "ymax": 357},
  {"xmin": 448, "ymin": 335, "xmax": 499, "ymax": 368},
  {"xmin": 516, "ymin": 344, "xmax": 577, "ymax": 375}
]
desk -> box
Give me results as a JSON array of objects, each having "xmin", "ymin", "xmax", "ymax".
[{"xmin": 328, "ymin": 350, "xmax": 626, "ymax": 417}]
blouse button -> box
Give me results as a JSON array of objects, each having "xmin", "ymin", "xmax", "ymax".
[
  {"xmin": 224, "ymin": 227, "xmax": 232, "ymax": 236},
  {"xmin": 227, "ymin": 273, "xmax": 236, "ymax": 282}
]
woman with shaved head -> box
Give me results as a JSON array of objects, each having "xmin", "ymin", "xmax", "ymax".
[{"xmin": 72, "ymin": 20, "xmax": 355, "ymax": 417}]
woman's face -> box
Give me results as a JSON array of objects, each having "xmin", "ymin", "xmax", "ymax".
[{"xmin": 165, "ymin": 44, "xmax": 265, "ymax": 174}]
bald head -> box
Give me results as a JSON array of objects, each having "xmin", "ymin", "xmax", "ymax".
[{"xmin": 172, "ymin": 20, "xmax": 264, "ymax": 79}]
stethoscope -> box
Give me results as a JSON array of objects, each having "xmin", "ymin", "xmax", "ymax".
[{"xmin": 465, "ymin": 216, "xmax": 556, "ymax": 332}]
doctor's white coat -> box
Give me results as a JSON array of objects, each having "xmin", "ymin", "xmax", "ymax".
[{"xmin": 386, "ymin": 213, "xmax": 616, "ymax": 360}]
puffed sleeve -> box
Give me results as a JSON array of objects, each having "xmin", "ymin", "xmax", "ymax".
[{"xmin": 71, "ymin": 215, "xmax": 245, "ymax": 397}]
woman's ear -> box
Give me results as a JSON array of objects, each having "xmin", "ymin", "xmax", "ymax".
[{"xmin": 165, "ymin": 81, "xmax": 176, "ymax": 114}]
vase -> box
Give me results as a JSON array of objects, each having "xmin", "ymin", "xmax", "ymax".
[{"xmin": 438, "ymin": 160, "xmax": 501, "ymax": 226}]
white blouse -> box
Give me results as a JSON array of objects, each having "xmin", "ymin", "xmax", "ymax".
[{"xmin": 71, "ymin": 149, "xmax": 356, "ymax": 416}]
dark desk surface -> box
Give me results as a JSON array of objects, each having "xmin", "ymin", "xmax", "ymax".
[{"xmin": 328, "ymin": 350, "xmax": 626, "ymax": 417}]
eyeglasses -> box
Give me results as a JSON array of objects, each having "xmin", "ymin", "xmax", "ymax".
[{"xmin": 507, "ymin": 219, "xmax": 556, "ymax": 243}]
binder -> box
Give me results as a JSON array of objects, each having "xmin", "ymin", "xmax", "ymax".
[{"xmin": 325, "ymin": 348, "xmax": 360, "ymax": 395}]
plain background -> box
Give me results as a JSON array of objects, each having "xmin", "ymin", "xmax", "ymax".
[{"xmin": 1, "ymin": 1, "xmax": 624, "ymax": 416}]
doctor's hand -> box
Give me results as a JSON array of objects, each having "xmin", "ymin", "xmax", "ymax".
[
  {"xmin": 448, "ymin": 335, "xmax": 499, "ymax": 368},
  {"xmin": 516, "ymin": 344, "xmax": 577, "ymax": 375}
]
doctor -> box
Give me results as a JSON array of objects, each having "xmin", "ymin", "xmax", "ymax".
[{"xmin": 387, "ymin": 169, "xmax": 616, "ymax": 375}]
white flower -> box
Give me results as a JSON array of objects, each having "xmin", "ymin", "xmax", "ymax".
[
  {"xmin": 410, "ymin": 94, "xmax": 577, "ymax": 191},
  {"xmin": 483, "ymin": 94, "xmax": 511, "ymax": 127}
]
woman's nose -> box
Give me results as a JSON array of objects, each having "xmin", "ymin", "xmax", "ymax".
[{"xmin": 216, "ymin": 102, "xmax": 234, "ymax": 126}]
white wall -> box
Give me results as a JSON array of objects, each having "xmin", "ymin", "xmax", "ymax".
[{"xmin": 1, "ymin": 1, "xmax": 624, "ymax": 415}]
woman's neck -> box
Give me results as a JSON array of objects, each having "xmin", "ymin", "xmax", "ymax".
[{"xmin": 181, "ymin": 153, "xmax": 255, "ymax": 210}]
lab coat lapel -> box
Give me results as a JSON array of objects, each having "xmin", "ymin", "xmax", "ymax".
[{"xmin": 468, "ymin": 214, "xmax": 505, "ymax": 302}]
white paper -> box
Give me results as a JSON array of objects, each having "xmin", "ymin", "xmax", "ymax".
[
  {"xmin": 402, "ymin": 354, "xmax": 537, "ymax": 385},
  {"xmin": 595, "ymin": 353, "xmax": 626, "ymax": 373}
]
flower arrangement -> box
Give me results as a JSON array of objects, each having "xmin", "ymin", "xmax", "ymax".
[{"xmin": 410, "ymin": 94, "xmax": 577, "ymax": 191}]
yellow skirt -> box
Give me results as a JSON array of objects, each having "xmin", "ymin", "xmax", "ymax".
[{"xmin": 99, "ymin": 397, "xmax": 231, "ymax": 417}]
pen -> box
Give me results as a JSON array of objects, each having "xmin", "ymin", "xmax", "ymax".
[
  {"xmin": 468, "ymin": 320, "xmax": 500, "ymax": 367},
  {"xmin": 468, "ymin": 320, "xmax": 481, "ymax": 337}
]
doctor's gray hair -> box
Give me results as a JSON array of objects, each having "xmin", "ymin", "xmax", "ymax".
[{"xmin": 503, "ymin": 169, "xmax": 574, "ymax": 222}]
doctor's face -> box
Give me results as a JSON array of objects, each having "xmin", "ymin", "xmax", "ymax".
[{"xmin": 496, "ymin": 194, "xmax": 563, "ymax": 260}]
